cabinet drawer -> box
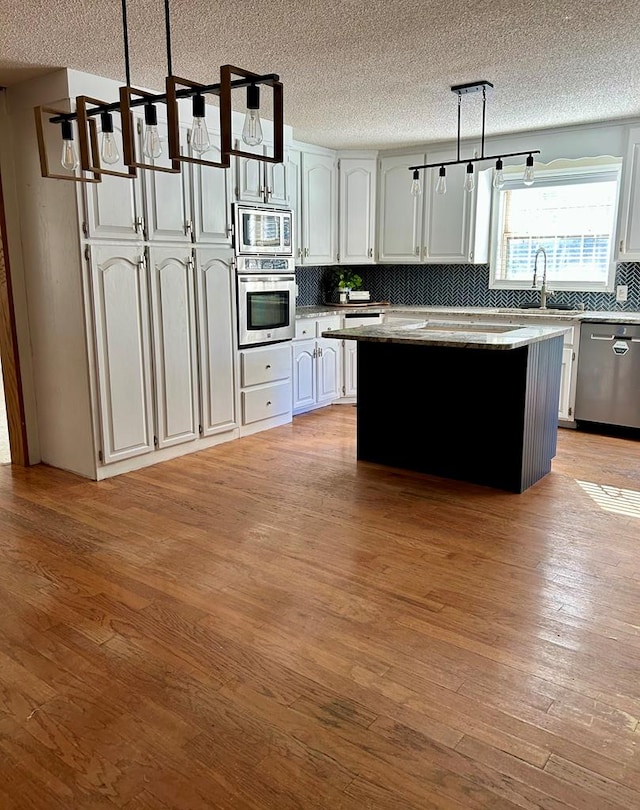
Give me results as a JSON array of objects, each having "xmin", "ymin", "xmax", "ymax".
[
  {"xmin": 241, "ymin": 344, "xmax": 291, "ymax": 387},
  {"xmin": 316, "ymin": 316, "xmax": 341, "ymax": 337},
  {"xmin": 295, "ymin": 319, "xmax": 316, "ymax": 340},
  {"xmin": 242, "ymin": 381, "xmax": 292, "ymax": 425}
]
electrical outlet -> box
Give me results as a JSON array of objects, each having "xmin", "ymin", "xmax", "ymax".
[{"xmin": 616, "ymin": 285, "xmax": 628, "ymax": 303}]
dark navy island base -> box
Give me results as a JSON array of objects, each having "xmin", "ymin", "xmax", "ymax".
[{"xmin": 356, "ymin": 336, "xmax": 564, "ymax": 493}]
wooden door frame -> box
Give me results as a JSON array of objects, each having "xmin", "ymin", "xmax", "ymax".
[{"xmin": 0, "ymin": 167, "xmax": 29, "ymax": 465}]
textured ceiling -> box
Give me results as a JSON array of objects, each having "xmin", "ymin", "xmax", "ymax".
[{"xmin": 1, "ymin": 0, "xmax": 639, "ymax": 149}]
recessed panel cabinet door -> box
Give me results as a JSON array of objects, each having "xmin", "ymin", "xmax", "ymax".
[
  {"xmin": 235, "ymin": 141, "xmax": 265, "ymax": 203},
  {"xmin": 144, "ymin": 122, "xmax": 191, "ymax": 242},
  {"xmin": 316, "ymin": 338, "xmax": 341, "ymax": 404},
  {"xmin": 343, "ymin": 339, "xmax": 358, "ymax": 398},
  {"xmin": 422, "ymin": 155, "xmax": 472, "ymax": 263},
  {"xmin": 378, "ymin": 153, "xmax": 424, "ymax": 262},
  {"xmin": 339, "ymin": 158, "xmax": 376, "ymax": 263},
  {"xmin": 293, "ymin": 340, "xmax": 316, "ymax": 412},
  {"xmin": 266, "ymin": 156, "xmax": 289, "ymax": 206},
  {"xmin": 618, "ymin": 126, "xmax": 640, "ymax": 260},
  {"xmin": 195, "ymin": 248, "xmax": 237, "ymax": 435},
  {"xmin": 84, "ymin": 116, "xmax": 144, "ymax": 240},
  {"xmin": 191, "ymin": 131, "xmax": 232, "ymax": 244},
  {"xmin": 301, "ymin": 152, "xmax": 337, "ymax": 264},
  {"xmin": 287, "ymin": 149, "xmax": 302, "ymax": 262},
  {"xmin": 148, "ymin": 248, "xmax": 199, "ymax": 448},
  {"xmin": 90, "ymin": 245, "xmax": 154, "ymax": 463}
]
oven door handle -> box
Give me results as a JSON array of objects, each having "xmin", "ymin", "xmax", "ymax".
[{"xmin": 238, "ymin": 275, "xmax": 295, "ymax": 283}]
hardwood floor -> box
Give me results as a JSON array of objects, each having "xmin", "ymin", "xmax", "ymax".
[{"xmin": 1, "ymin": 405, "xmax": 640, "ymax": 808}]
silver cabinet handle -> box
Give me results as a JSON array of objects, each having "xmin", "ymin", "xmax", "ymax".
[
  {"xmin": 318, "ymin": 346, "xmax": 323, "ymax": 357},
  {"xmin": 368, "ymin": 247, "xmax": 373, "ymax": 258},
  {"xmin": 304, "ymin": 247, "xmax": 309, "ymax": 258},
  {"xmin": 135, "ymin": 216, "xmax": 145, "ymax": 235},
  {"xmin": 415, "ymin": 246, "xmax": 420, "ymax": 256},
  {"xmin": 265, "ymin": 187, "xmax": 272, "ymax": 201},
  {"xmin": 184, "ymin": 220, "xmax": 193, "ymax": 238},
  {"xmin": 620, "ymin": 239, "xmax": 625, "ymax": 253}
]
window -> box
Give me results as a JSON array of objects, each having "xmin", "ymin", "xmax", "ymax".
[{"xmin": 490, "ymin": 160, "xmax": 622, "ymax": 291}]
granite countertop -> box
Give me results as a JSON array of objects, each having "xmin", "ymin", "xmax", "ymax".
[
  {"xmin": 297, "ymin": 304, "xmax": 640, "ymax": 325},
  {"xmin": 321, "ymin": 321, "xmax": 570, "ymax": 350}
]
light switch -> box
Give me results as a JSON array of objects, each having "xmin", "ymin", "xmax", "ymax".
[{"xmin": 616, "ymin": 285, "xmax": 628, "ymax": 302}]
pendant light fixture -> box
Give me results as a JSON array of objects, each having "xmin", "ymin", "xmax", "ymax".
[
  {"xmin": 409, "ymin": 82, "xmax": 540, "ymax": 196},
  {"xmin": 35, "ymin": 0, "xmax": 285, "ymax": 181}
]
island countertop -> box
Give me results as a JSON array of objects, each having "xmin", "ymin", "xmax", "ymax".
[{"xmin": 321, "ymin": 320, "xmax": 570, "ymax": 351}]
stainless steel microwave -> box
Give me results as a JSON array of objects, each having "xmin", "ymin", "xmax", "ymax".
[{"xmin": 234, "ymin": 205, "xmax": 293, "ymax": 257}]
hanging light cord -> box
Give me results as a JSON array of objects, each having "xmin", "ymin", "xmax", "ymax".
[
  {"xmin": 164, "ymin": 0, "xmax": 173, "ymax": 77},
  {"xmin": 481, "ymin": 86, "xmax": 487, "ymax": 160},
  {"xmin": 121, "ymin": 0, "xmax": 131, "ymax": 88}
]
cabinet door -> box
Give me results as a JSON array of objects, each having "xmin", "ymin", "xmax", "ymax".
[
  {"xmin": 90, "ymin": 245, "xmax": 154, "ymax": 463},
  {"xmin": 422, "ymin": 153, "xmax": 472, "ymax": 263},
  {"xmin": 378, "ymin": 153, "xmax": 424, "ymax": 262},
  {"xmin": 191, "ymin": 130, "xmax": 232, "ymax": 244},
  {"xmin": 84, "ymin": 116, "xmax": 144, "ymax": 241},
  {"xmin": 144, "ymin": 121, "xmax": 192, "ymax": 242},
  {"xmin": 287, "ymin": 149, "xmax": 302, "ymax": 263},
  {"xmin": 301, "ymin": 152, "xmax": 337, "ymax": 265},
  {"xmin": 235, "ymin": 141, "xmax": 265, "ymax": 203},
  {"xmin": 559, "ymin": 345, "xmax": 574, "ymax": 420},
  {"xmin": 617, "ymin": 126, "xmax": 640, "ymax": 260},
  {"xmin": 343, "ymin": 339, "xmax": 358, "ymax": 398},
  {"xmin": 195, "ymin": 248, "xmax": 237, "ymax": 435},
  {"xmin": 339, "ymin": 158, "xmax": 376, "ymax": 263},
  {"xmin": 316, "ymin": 338, "xmax": 341, "ymax": 404},
  {"xmin": 266, "ymin": 153, "xmax": 289, "ymax": 206},
  {"xmin": 293, "ymin": 340, "xmax": 316, "ymax": 412},
  {"xmin": 148, "ymin": 248, "xmax": 199, "ymax": 448}
]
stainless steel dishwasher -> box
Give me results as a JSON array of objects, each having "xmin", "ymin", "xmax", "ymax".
[{"xmin": 576, "ymin": 321, "xmax": 640, "ymax": 429}]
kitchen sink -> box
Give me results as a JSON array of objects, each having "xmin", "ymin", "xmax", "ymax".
[{"xmin": 497, "ymin": 307, "xmax": 582, "ymax": 315}]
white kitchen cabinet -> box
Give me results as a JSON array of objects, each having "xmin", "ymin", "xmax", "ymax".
[
  {"xmin": 377, "ymin": 153, "xmax": 425, "ymax": 262},
  {"xmin": 235, "ymin": 141, "xmax": 290, "ymax": 206},
  {"xmin": 238, "ymin": 343, "xmax": 292, "ymax": 435},
  {"xmin": 422, "ymin": 152, "xmax": 491, "ymax": 264},
  {"xmin": 292, "ymin": 339, "xmax": 316, "ymax": 411},
  {"xmin": 148, "ymin": 247, "xmax": 200, "ymax": 449},
  {"xmin": 301, "ymin": 152, "xmax": 338, "ymax": 264},
  {"xmin": 559, "ymin": 345, "xmax": 574, "ymax": 421},
  {"xmin": 191, "ymin": 130, "xmax": 233, "ymax": 245},
  {"xmin": 338, "ymin": 157, "xmax": 376, "ymax": 263},
  {"xmin": 616, "ymin": 126, "xmax": 640, "ymax": 260},
  {"xmin": 90, "ymin": 245, "xmax": 155, "ymax": 463},
  {"xmin": 83, "ymin": 116, "xmax": 145, "ymax": 241},
  {"xmin": 195, "ymin": 248, "xmax": 237, "ymax": 436},
  {"xmin": 144, "ymin": 123, "xmax": 192, "ymax": 243},
  {"xmin": 292, "ymin": 316, "xmax": 341, "ymax": 414},
  {"xmin": 339, "ymin": 313, "xmax": 384, "ymax": 400},
  {"xmin": 287, "ymin": 148, "xmax": 302, "ymax": 262}
]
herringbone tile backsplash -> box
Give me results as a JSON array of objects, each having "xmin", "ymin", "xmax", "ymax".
[{"xmin": 296, "ymin": 263, "xmax": 640, "ymax": 311}]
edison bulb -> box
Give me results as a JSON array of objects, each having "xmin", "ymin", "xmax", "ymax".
[
  {"xmin": 191, "ymin": 116, "xmax": 211, "ymax": 154},
  {"xmin": 242, "ymin": 109, "xmax": 263, "ymax": 147},
  {"xmin": 100, "ymin": 131, "xmax": 119, "ymax": 165},
  {"xmin": 143, "ymin": 125, "xmax": 162, "ymax": 159},
  {"xmin": 61, "ymin": 139, "xmax": 79, "ymax": 171}
]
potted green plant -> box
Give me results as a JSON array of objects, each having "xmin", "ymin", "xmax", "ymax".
[{"xmin": 332, "ymin": 268, "xmax": 363, "ymax": 303}]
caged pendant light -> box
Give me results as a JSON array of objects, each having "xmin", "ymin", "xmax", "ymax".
[
  {"xmin": 408, "ymin": 81, "xmax": 540, "ymax": 196},
  {"xmin": 35, "ymin": 0, "xmax": 284, "ymax": 182}
]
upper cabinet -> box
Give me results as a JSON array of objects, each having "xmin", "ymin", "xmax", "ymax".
[
  {"xmin": 378, "ymin": 153, "xmax": 425, "ymax": 262},
  {"xmin": 143, "ymin": 121, "xmax": 192, "ymax": 243},
  {"xmin": 83, "ymin": 115, "xmax": 145, "ymax": 241},
  {"xmin": 377, "ymin": 150, "xmax": 490, "ymax": 265},
  {"xmin": 617, "ymin": 126, "xmax": 640, "ymax": 261},
  {"xmin": 300, "ymin": 151, "xmax": 338, "ymax": 265},
  {"xmin": 235, "ymin": 141, "xmax": 291, "ymax": 206},
  {"xmin": 287, "ymin": 148, "xmax": 302, "ymax": 262},
  {"xmin": 338, "ymin": 157, "xmax": 376, "ymax": 264},
  {"xmin": 191, "ymin": 128, "xmax": 233, "ymax": 245},
  {"xmin": 421, "ymin": 149, "xmax": 491, "ymax": 264}
]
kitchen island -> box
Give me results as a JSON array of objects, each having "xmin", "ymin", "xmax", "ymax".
[{"xmin": 322, "ymin": 320, "xmax": 568, "ymax": 493}]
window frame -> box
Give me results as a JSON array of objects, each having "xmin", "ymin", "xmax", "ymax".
[{"xmin": 489, "ymin": 159, "xmax": 622, "ymax": 292}]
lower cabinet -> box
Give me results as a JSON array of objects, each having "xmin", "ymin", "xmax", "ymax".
[
  {"xmin": 239, "ymin": 343, "xmax": 293, "ymax": 434},
  {"xmin": 559, "ymin": 345, "xmax": 575, "ymax": 421},
  {"xmin": 292, "ymin": 317, "xmax": 342, "ymax": 414},
  {"xmin": 89, "ymin": 244, "xmax": 237, "ymax": 472}
]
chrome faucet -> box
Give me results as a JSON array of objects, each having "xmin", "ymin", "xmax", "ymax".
[{"xmin": 532, "ymin": 247, "xmax": 548, "ymax": 309}]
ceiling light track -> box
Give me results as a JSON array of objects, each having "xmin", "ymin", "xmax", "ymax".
[
  {"xmin": 409, "ymin": 81, "xmax": 540, "ymax": 196},
  {"xmin": 34, "ymin": 0, "xmax": 284, "ymax": 182}
]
